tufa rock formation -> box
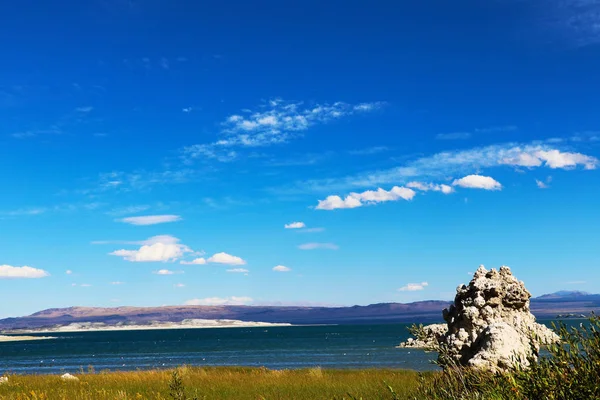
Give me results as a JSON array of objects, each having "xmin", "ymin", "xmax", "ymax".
[
  {"xmin": 60, "ymin": 373, "xmax": 79, "ymax": 381},
  {"xmin": 399, "ymin": 265, "xmax": 559, "ymax": 372},
  {"xmin": 397, "ymin": 323, "xmax": 447, "ymax": 349}
]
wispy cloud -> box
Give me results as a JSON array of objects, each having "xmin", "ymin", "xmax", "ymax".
[
  {"xmin": 474, "ymin": 125, "xmax": 518, "ymax": 134},
  {"xmin": 287, "ymin": 142, "xmax": 598, "ymax": 194},
  {"xmin": 227, "ymin": 268, "xmax": 249, "ymax": 273},
  {"xmin": 181, "ymin": 99, "xmax": 384, "ymax": 163},
  {"xmin": 88, "ymin": 169, "xmax": 197, "ymax": 193},
  {"xmin": 398, "ymin": 282, "xmax": 429, "ymax": 292},
  {"xmin": 272, "ymin": 265, "xmax": 292, "ymax": 272},
  {"xmin": 298, "ymin": 242, "xmax": 339, "ymax": 250},
  {"xmin": 547, "ymin": 0, "xmax": 600, "ymax": 46},
  {"xmin": 316, "ymin": 186, "xmax": 415, "ymax": 210},
  {"xmin": 106, "ymin": 205, "xmax": 151, "ymax": 217},
  {"xmin": 119, "ymin": 215, "xmax": 182, "ymax": 226},
  {"xmin": 180, "ymin": 258, "xmax": 207, "ymax": 265},
  {"xmin": 298, "ymin": 227, "xmax": 326, "ymax": 233},
  {"xmin": 536, "ymin": 176, "xmax": 552, "ymax": 189},
  {"xmin": 407, "ymin": 182, "xmax": 454, "ymax": 194},
  {"xmin": 123, "ymin": 56, "xmax": 186, "ymax": 71},
  {"xmin": 184, "ymin": 296, "xmax": 253, "ymax": 306},
  {"xmin": 285, "ymin": 222, "xmax": 306, "ymax": 229},
  {"xmin": 348, "ymin": 146, "xmax": 390, "ymax": 155},
  {"xmin": 0, "ymin": 265, "xmax": 50, "ymax": 279},
  {"xmin": 436, "ymin": 126, "xmax": 517, "ymax": 140},
  {"xmin": 436, "ymin": 132, "xmax": 472, "ymax": 140}
]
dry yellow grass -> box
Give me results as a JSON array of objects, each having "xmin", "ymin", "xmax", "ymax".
[{"xmin": 0, "ymin": 366, "xmax": 427, "ymax": 400}]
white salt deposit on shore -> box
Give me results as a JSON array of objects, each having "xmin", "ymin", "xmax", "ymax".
[
  {"xmin": 5, "ymin": 319, "xmax": 292, "ymax": 334},
  {"xmin": 0, "ymin": 335, "xmax": 55, "ymax": 342}
]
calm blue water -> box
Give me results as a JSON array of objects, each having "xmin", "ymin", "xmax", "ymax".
[{"xmin": 0, "ymin": 324, "xmax": 438, "ymax": 375}]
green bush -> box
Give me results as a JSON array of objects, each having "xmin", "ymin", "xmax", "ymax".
[{"xmin": 412, "ymin": 315, "xmax": 600, "ymax": 400}]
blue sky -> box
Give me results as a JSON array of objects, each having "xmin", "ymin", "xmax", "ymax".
[{"xmin": 1, "ymin": 0, "xmax": 600, "ymax": 318}]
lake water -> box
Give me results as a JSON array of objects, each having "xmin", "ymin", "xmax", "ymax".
[{"xmin": 0, "ymin": 323, "xmax": 438, "ymax": 375}]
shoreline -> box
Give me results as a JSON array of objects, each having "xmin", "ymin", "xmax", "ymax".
[
  {"xmin": 2, "ymin": 319, "xmax": 295, "ymax": 335},
  {"xmin": 0, "ymin": 335, "xmax": 55, "ymax": 342}
]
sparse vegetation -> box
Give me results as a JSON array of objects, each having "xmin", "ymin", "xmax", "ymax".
[
  {"xmin": 413, "ymin": 315, "xmax": 600, "ymax": 400},
  {"xmin": 1, "ymin": 316, "xmax": 599, "ymax": 399},
  {"xmin": 0, "ymin": 367, "xmax": 424, "ymax": 399}
]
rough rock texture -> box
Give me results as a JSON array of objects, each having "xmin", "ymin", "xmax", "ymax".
[
  {"xmin": 400, "ymin": 265, "xmax": 560, "ymax": 372},
  {"xmin": 397, "ymin": 323, "xmax": 446, "ymax": 349}
]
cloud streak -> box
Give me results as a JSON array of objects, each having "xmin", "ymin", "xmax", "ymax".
[
  {"xmin": 290, "ymin": 142, "xmax": 598, "ymax": 194},
  {"xmin": 181, "ymin": 99, "xmax": 384, "ymax": 163},
  {"xmin": 298, "ymin": 242, "xmax": 339, "ymax": 250},
  {"xmin": 119, "ymin": 215, "xmax": 182, "ymax": 226},
  {"xmin": 184, "ymin": 296, "xmax": 253, "ymax": 306}
]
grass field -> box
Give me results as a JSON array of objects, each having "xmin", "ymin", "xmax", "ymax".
[{"xmin": 0, "ymin": 366, "xmax": 428, "ymax": 400}]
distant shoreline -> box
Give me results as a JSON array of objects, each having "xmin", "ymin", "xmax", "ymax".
[
  {"xmin": 2, "ymin": 319, "xmax": 294, "ymax": 335},
  {"xmin": 0, "ymin": 335, "xmax": 55, "ymax": 342}
]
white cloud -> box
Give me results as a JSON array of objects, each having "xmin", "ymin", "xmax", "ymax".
[
  {"xmin": 80, "ymin": 283, "xmax": 92, "ymax": 287},
  {"xmin": 298, "ymin": 243, "xmax": 339, "ymax": 250},
  {"xmin": 111, "ymin": 281, "xmax": 125, "ymax": 285},
  {"xmin": 65, "ymin": 270, "xmax": 73, "ymax": 275},
  {"xmin": 153, "ymin": 269, "xmax": 183, "ymax": 275},
  {"xmin": 316, "ymin": 195, "xmax": 362, "ymax": 210},
  {"xmin": 174, "ymin": 283, "xmax": 186, "ymax": 288},
  {"xmin": 182, "ymin": 107, "xmax": 193, "ymax": 113},
  {"xmin": 184, "ymin": 296, "xmax": 253, "ymax": 306},
  {"xmin": 407, "ymin": 181, "xmax": 454, "ymax": 194},
  {"xmin": 316, "ymin": 186, "xmax": 415, "ymax": 210},
  {"xmin": 273, "ymin": 265, "xmax": 291, "ymax": 272},
  {"xmin": 181, "ymin": 99, "xmax": 384, "ymax": 163},
  {"xmin": 398, "ymin": 282, "xmax": 429, "ymax": 292},
  {"xmin": 0, "ymin": 265, "xmax": 50, "ymax": 279},
  {"xmin": 180, "ymin": 258, "xmax": 207, "ymax": 265},
  {"xmin": 452, "ymin": 175, "xmax": 502, "ymax": 190},
  {"xmin": 285, "ymin": 221, "xmax": 306, "ymax": 229},
  {"xmin": 536, "ymin": 179, "xmax": 549, "ymax": 189},
  {"xmin": 109, "ymin": 236, "xmax": 192, "ymax": 262},
  {"xmin": 502, "ymin": 149, "xmax": 597, "ymax": 170},
  {"xmin": 227, "ymin": 268, "xmax": 249, "ymax": 273},
  {"xmin": 207, "ymin": 252, "xmax": 246, "ymax": 265},
  {"xmin": 119, "ymin": 215, "xmax": 182, "ymax": 226},
  {"xmin": 289, "ymin": 142, "xmax": 598, "ymax": 194}
]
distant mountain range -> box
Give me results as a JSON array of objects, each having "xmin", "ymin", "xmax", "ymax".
[{"xmin": 1, "ymin": 291, "xmax": 598, "ymax": 332}]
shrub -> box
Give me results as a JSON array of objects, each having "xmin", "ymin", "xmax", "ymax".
[{"xmin": 412, "ymin": 314, "xmax": 600, "ymax": 400}]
